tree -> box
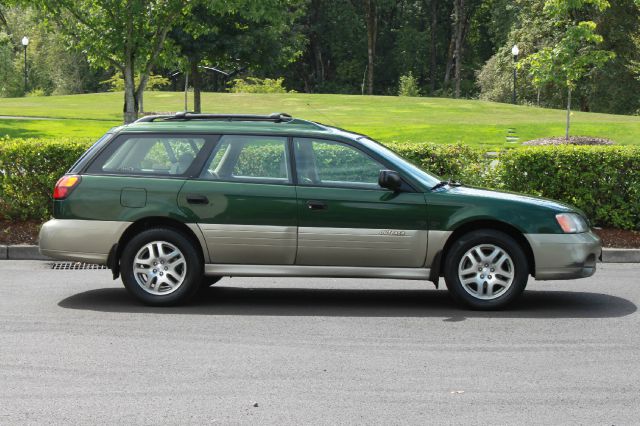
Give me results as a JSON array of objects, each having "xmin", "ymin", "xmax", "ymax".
[
  {"xmin": 363, "ymin": 0, "xmax": 377, "ymax": 95},
  {"xmin": 169, "ymin": 0, "xmax": 302, "ymax": 113},
  {"xmin": 442, "ymin": 0, "xmax": 480, "ymax": 97},
  {"xmin": 35, "ymin": 0, "xmax": 188, "ymax": 123},
  {"xmin": 345, "ymin": 0, "xmax": 379, "ymax": 95},
  {"xmin": 520, "ymin": 0, "xmax": 614, "ymax": 139},
  {"xmin": 428, "ymin": 0, "xmax": 438, "ymax": 94},
  {"xmin": 453, "ymin": 0, "xmax": 465, "ymax": 98}
]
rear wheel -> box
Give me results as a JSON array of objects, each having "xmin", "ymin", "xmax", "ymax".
[
  {"xmin": 121, "ymin": 228, "xmax": 202, "ymax": 306},
  {"xmin": 444, "ymin": 229, "xmax": 529, "ymax": 310}
]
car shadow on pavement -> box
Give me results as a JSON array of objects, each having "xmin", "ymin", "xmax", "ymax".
[{"xmin": 58, "ymin": 286, "xmax": 637, "ymax": 319}]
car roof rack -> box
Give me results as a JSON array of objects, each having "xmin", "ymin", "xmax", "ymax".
[{"xmin": 135, "ymin": 112, "xmax": 294, "ymax": 123}]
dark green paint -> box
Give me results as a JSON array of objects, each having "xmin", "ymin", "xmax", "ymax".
[
  {"xmin": 120, "ymin": 187, "xmax": 147, "ymax": 208},
  {"xmin": 177, "ymin": 180, "xmax": 297, "ymax": 226},
  {"xmin": 55, "ymin": 120, "xmax": 581, "ymax": 237},
  {"xmin": 55, "ymin": 175, "xmax": 190, "ymax": 222},
  {"xmin": 425, "ymin": 187, "xmax": 568, "ymax": 234},
  {"xmin": 296, "ymin": 186, "xmax": 427, "ymax": 230}
]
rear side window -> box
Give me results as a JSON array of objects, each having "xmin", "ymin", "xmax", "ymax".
[
  {"xmin": 201, "ymin": 135, "xmax": 291, "ymax": 184},
  {"xmin": 68, "ymin": 133, "xmax": 113, "ymax": 173},
  {"xmin": 87, "ymin": 135, "xmax": 206, "ymax": 176}
]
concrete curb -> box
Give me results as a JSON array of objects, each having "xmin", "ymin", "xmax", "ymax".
[
  {"xmin": 1, "ymin": 245, "xmax": 51, "ymax": 261},
  {"xmin": 601, "ymin": 248, "xmax": 640, "ymax": 263},
  {"xmin": 0, "ymin": 245, "xmax": 639, "ymax": 263}
]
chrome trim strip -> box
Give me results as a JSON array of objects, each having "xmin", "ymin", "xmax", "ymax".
[
  {"xmin": 296, "ymin": 227, "xmax": 428, "ymax": 267},
  {"xmin": 205, "ymin": 264, "xmax": 431, "ymax": 280}
]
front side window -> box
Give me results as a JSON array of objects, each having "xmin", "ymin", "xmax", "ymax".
[
  {"xmin": 91, "ymin": 135, "xmax": 205, "ymax": 176},
  {"xmin": 201, "ymin": 135, "xmax": 290, "ymax": 184},
  {"xmin": 294, "ymin": 138, "xmax": 384, "ymax": 189}
]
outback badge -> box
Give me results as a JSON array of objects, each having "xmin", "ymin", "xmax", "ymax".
[{"xmin": 378, "ymin": 229, "xmax": 407, "ymax": 236}]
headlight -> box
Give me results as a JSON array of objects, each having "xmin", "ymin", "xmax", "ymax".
[{"xmin": 555, "ymin": 213, "xmax": 589, "ymax": 233}]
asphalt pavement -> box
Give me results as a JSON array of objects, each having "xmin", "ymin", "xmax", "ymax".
[{"xmin": 1, "ymin": 261, "xmax": 639, "ymax": 425}]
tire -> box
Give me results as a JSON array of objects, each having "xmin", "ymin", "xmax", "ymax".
[
  {"xmin": 121, "ymin": 227, "xmax": 203, "ymax": 306},
  {"xmin": 444, "ymin": 229, "xmax": 529, "ymax": 310},
  {"xmin": 201, "ymin": 275, "xmax": 223, "ymax": 288}
]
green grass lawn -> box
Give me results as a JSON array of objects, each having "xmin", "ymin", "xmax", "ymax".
[
  {"xmin": 1, "ymin": 92, "xmax": 639, "ymax": 148},
  {"xmin": 0, "ymin": 118, "xmax": 119, "ymax": 140}
]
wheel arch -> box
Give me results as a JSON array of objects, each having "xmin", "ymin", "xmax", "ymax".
[
  {"xmin": 108, "ymin": 217, "xmax": 207, "ymax": 279},
  {"xmin": 431, "ymin": 220, "xmax": 536, "ymax": 282}
]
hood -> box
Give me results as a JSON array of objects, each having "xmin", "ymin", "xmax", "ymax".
[{"xmin": 445, "ymin": 186, "xmax": 576, "ymax": 213}]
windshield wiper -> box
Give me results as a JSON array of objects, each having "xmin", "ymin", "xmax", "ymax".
[{"xmin": 431, "ymin": 178, "xmax": 463, "ymax": 191}]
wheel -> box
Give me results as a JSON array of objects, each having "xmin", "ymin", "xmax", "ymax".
[
  {"xmin": 444, "ymin": 229, "xmax": 529, "ymax": 310},
  {"xmin": 201, "ymin": 275, "xmax": 223, "ymax": 288},
  {"xmin": 121, "ymin": 228, "xmax": 203, "ymax": 306}
]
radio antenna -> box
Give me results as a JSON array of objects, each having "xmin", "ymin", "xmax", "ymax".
[{"xmin": 305, "ymin": 101, "xmax": 339, "ymax": 127}]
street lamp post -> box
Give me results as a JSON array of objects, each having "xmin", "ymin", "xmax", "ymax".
[
  {"xmin": 511, "ymin": 44, "xmax": 519, "ymax": 105},
  {"xmin": 21, "ymin": 36, "xmax": 29, "ymax": 94}
]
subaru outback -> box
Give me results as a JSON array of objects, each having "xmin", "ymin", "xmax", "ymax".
[{"xmin": 39, "ymin": 112, "xmax": 602, "ymax": 309}]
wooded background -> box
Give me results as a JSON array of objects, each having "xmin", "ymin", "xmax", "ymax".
[{"xmin": 1, "ymin": 0, "xmax": 639, "ymax": 119}]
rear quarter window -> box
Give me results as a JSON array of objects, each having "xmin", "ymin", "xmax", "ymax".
[{"xmin": 86, "ymin": 134, "xmax": 207, "ymax": 176}]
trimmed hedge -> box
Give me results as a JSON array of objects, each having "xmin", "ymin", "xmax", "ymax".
[
  {"xmin": 388, "ymin": 142, "xmax": 497, "ymax": 188},
  {"xmin": 1, "ymin": 137, "xmax": 638, "ymax": 231},
  {"xmin": 0, "ymin": 137, "xmax": 91, "ymax": 220},
  {"xmin": 499, "ymin": 146, "xmax": 640, "ymax": 231}
]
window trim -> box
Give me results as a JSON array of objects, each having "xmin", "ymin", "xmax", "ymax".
[
  {"xmin": 83, "ymin": 133, "xmax": 217, "ymax": 178},
  {"xmin": 196, "ymin": 134, "xmax": 293, "ymax": 186},
  {"xmin": 291, "ymin": 136, "xmax": 417, "ymax": 193}
]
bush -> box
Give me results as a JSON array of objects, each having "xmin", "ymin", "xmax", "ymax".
[
  {"xmin": 26, "ymin": 88, "xmax": 47, "ymax": 97},
  {"xmin": 1, "ymin": 138, "xmax": 638, "ymax": 231},
  {"xmin": 398, "ymin": 72, "xmax": 421, "ymax": 97},
  {"xmin": 499, "ymin": 146, "xmax": 640, "ymax": 230},
  {"xmin": 389, "ymin": 142, "xmax": 496, "ymax": 187},
  {"xmin": 228, "ymin": 77, "xmax": 293, "ymax": 94},
  {"xmin": 0, "ymin": 137, "xmax": 91, "ymax": 220},
  {"xmin": 101, "ymin": 73, "xmax": 170, "ymax": 92}
]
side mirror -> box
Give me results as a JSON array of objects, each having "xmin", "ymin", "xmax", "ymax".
[{"xmin": 378, "ymin": 170, "xmax": 402, "ymax": 192}]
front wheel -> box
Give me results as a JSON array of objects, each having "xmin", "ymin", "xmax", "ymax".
[
  {"xmin": 444, "ymin": 230, "xmax": 529, "ymax": 310},
  {"xmin": 121, "ymin": 228, "xmax": 203, "ymax": 306}
]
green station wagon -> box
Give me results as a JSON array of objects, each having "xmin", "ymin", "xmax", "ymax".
[{"xmin": 39, "ymin": 113, "xmax": 602, "ymax": 309}]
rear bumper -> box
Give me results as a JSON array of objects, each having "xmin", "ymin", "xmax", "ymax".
[
  {"xmin": 39, "ymin": 219, "xmax": 130, "ymax": 264},
  {"xmin": 526, "ymin": 231, "xmax": 602, "ymax": 280}
]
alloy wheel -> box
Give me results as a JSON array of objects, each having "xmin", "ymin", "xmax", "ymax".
[
  {"xmin": 132, "ymin": 241, "xmax": 187, "ymax": 295},
  {"xmin": 457, "ymin": 244, "xmax": 515, "ymax": 300}
]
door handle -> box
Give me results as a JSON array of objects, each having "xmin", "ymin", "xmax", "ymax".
[
  {"xmin": 186, "ymin": 194, "xmax": 209, "ymax": 205},
  {"xmin": 306, "ymin": 200, "xmax": 328, "ymax": 210}
]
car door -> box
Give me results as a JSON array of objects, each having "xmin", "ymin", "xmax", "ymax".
[
  {"xmin": 178, "ymin": 134, "xmax": 297, "ymax": 264},
  {"xmin": 293, "ymin": 137, "xmax": 428, "ymax": 268}
]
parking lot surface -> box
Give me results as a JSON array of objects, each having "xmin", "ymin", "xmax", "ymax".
[{"xmin": 1, "ymin": 261, "xmax": 639, "ymax": 424}]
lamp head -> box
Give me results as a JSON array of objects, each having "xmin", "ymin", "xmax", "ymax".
[
  {"xmin": 21, "ymin": 36, "xmax": 29, "ymax": 47},
  {"xmin": 511, "ymin": 44, "xmax": 519, "ymax": 57}
]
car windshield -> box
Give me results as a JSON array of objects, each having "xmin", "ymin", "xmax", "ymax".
[{"xmin": 358, "ymin": 138, "xmax": 441, "ymax": 188}]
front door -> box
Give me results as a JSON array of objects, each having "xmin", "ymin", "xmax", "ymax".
[
  {"xmin": 178, "ymin": 135, "xmax": 297, "ymax": 264},
  {"xmin": 293, "ymin": 137, "xmax": 428, "ymax": 268}
]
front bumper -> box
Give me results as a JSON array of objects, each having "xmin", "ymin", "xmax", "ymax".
[
  {"xmin": 39, "ymin": 219, "xmax": 131, "ymax": 264},
  {"xmin": 525, "ymin": 231, "xmax": 602, "ymax": 280}
]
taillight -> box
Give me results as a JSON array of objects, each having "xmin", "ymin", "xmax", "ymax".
[{"xmin": 53, "ymin": 175, "xmax": 81, "ymax": 200}]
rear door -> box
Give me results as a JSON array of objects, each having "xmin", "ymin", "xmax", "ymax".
[
  {"xmin": 178, "ymin": 134, "xmax": 297, "ymax": 264},
  {"xmin": 293, "ymin": 137, "xmax": 428, "ymax": 268}
]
